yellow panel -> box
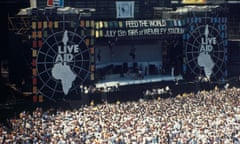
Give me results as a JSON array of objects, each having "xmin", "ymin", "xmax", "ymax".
[
  {"xmin": 54, "ymin": 21, "xmax": 59, "ymax": 28},
  {"xmin": 32, "ymin": 22, "xmax": 36, "ymax": 29},
  {"xmin": 95, "ymin": 22, "xmax": 99, "ymax": 29},
  {"xmin": 85, "ymin": 20, "xmax": 89, "ymax": 27},
  {"xmin": 91, "ymin": 74, "xmax": 94, "ymax": 80},
  {"xmin": 99, "ymin": 21, "xmax": 103, "ymax": 28},
  {"xmin": 43, "ymin": 21, "xmax": 48, "ymax": 29},
  {"xmin": 119, "ymin": 21, "xmax": 123, "ymax": 28},
  {"xmin": 99, "ymin": 30, "xmax": 103, "ymax": 37},
  {"xmin": 91, "ymin": 30, "xmax": 95, "ymax": 36},
  {"xmin": 91, "ymin": 65, "xmax": 95, "ymax": 71},
  {"xmin": 91, "ymin": 20, "xmax": 95, "ymax": 28},
  {"xmin": 95, "ymin": 31, "xmax": 99, "ymax": 38},
  {"xmin": 104, "ymin": 21, "xmax": 108, "ymax": 28},
  {"xmin": 32, "ymin": 50, "xmax": 37, "ymax": 57}
]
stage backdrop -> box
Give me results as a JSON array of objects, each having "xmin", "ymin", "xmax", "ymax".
[
  {"xmin": 31, "ymin": 11, "xmax": 95, "ymax": 102},
  {"xmin": 183, "ymin": 12, "xmax": 228, "ymax": 81}
]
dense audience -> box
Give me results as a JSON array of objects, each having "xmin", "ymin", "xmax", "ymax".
[{"xmin": 0, "ymin": 87, "xmax": 240, "ymax": 144}]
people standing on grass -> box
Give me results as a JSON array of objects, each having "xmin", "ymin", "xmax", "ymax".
[{"xmin": 0, "ymin": 87, "xmax": 240, "ymax": 143}]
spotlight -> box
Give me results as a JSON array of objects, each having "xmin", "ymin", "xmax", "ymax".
[
  {"xmin": 165, "ymin": 86, "xmax": 170, "ymax": 91},
  {"xmin": 80, "ymin": 85, "xmax": 83, "ymax": 89},
  {"xmin": 84, "ymin": 89, "xmax": 89, "ymax": 94}
]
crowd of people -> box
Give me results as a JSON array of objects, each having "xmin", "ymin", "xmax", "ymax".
[{"xmin": 0, "ymin": 86, "xmax": 240, "ymax": 143}]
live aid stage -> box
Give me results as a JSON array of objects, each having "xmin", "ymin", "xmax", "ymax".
[
  {"xmin": 90, "ymin": 72, "xmax": 182, "ymax": 102},
  {"xmin": 91, "ymin": 39, "xmax": 184, "ymax": 102},
  {"xmin": 85, "ymin": 72, "xmax": 236, "ymax": 107}
]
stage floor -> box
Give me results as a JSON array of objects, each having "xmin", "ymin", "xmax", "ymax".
[{"xmin": 95, "ymin": 74, "xmax": 183, "ymax": 88}]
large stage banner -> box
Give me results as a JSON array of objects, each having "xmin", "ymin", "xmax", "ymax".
[
  {"xmin": 95, "ymin": 19, "xmax": 184, "ymax": 40},
  {"xmin": 183, "ymin": 13, "xmax": 227, "ymax": 81},
  {"xmin": 31, "ymin": 12, "xmax": 95, "ymax": 102}
]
